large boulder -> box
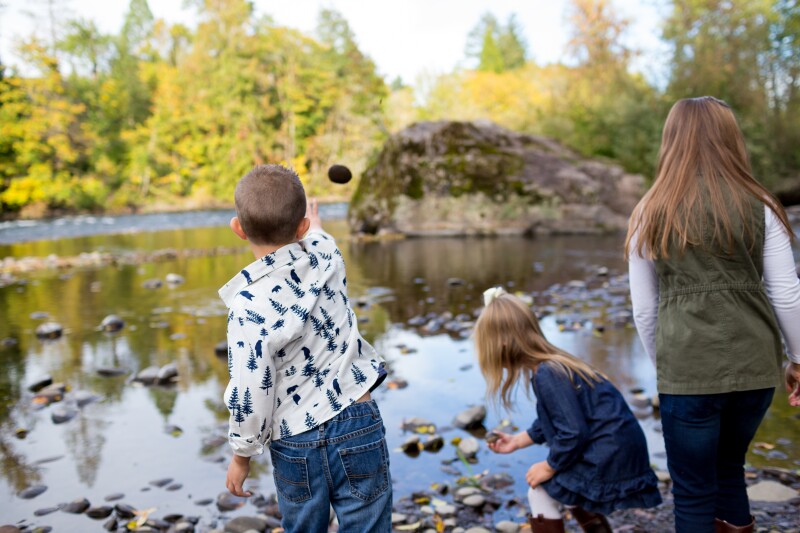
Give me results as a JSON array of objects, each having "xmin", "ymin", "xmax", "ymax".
[{"xmin": 349, "ymin": 120, "xmax": 645, "ymax": 236}]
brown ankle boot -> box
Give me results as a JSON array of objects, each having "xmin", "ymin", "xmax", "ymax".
[
  {"xmin": 571, "ymin": 507, "xmax": 613, "ymax": 533},
  {"xmin": 528, "ymin": 513, "xmax": 566, "ymax": 533},
  {"xmin": 715, "ymin": 516, "xmax": 755, "ymax": 532}
]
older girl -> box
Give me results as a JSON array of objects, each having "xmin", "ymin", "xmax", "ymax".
[{"xmin": 626, "ymin": 96, "xmax": 800, "ymax": 532}]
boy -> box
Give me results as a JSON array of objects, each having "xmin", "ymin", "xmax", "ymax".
[{"xmin": 219, "ymin": 165, "xmax": 391, "ymax": 533}]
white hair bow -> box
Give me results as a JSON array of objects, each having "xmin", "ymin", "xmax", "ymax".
[{"xmin": 483, "ymin": 286, "xmax": 507, "ymax": 307}]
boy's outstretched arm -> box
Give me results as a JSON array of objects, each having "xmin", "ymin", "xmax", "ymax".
[{"xmin": 307, "ymin": 198, "xmax": 323, "ymax": 232}]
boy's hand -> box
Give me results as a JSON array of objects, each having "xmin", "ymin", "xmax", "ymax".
[
  {"xmin": 226, "ymin": 454, "xmax": 252, "ymax": 497},
  {"xmin": 786, "ymin": 362, "xmax": 800, "ymax": 407},
  {"xmin": 525, "ymin": 460, "xmax": 556, "ymax": 489},
  {"xmin": 306, "ymin": 198, "xmax": 322, "ymax": 232}
]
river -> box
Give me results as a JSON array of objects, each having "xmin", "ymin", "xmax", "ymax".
[{"xmin": 0, "ymin": 208, "xmax": 797, "ymax": 531}]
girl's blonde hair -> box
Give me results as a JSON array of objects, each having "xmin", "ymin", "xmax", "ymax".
[
  {"xmin": 625, "ymin": 96, "xmax": 794, "ymax": 260},
  {"xmin": 474, "ymin": 293, "xmax": 603, "ymax": 410}
]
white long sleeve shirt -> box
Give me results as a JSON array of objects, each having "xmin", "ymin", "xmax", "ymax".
[
  {"xmin": 219, "ymin": 229, "xmax": 385, "ymax": 457},
  {"xmin": 629, "ymin": 207, "xmax": 800, "ymax": 365}
]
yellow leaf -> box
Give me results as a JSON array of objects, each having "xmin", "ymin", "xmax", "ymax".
[{"xmin": 395, "ymin": 521, "xmax": 422, "ymax": 530}]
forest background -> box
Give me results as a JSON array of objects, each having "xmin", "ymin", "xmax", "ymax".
[{"xmin": 0, "ymin": 0, "xmax": 798, "ymax": 218}]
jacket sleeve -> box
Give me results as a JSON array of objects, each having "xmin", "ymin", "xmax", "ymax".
[
  {"xmin": 223, "ymin": 305, "xmax": 277, "ymax": 457},
  {"xmin": 628, "ymin": 230, "xmax": 659, "ymax": 365},
  {"xmin": 762, "ymin": 207, "xmax": 800, "ymax": 363},
  {"xmin": 526, "ymin": 418, "xmax": 546, "ymax": 444},
  {"xmin": 534, "ymin": 365, "xmax": 590, "ymax": 472}
]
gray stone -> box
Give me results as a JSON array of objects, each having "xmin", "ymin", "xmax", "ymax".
[
  {"xmin": 100, "ymin": 315, "xmax": 125, "ymax": 332},
  {"xmin": 135, "ymin": 366, "xmax": 160, "ymax": 384},
  {"xmin": 391, "ymin": 513, "xmax": 407, "ymax": 525},
  {"xmin": 86, "ymin": 506, "xmax": 113, "ymax": 519},
  {"xmin": 33, "ymin": 507, "xmax": 59, "ymax": 516},
  {"xmin": 149, "ymin": 478, "xmax": 173, "ymax": 488},
  {"xmin": 97, "ymin": 367, "xmax": 128, "ymax": 377},
  {"xmin": 655, "ymin": 470, "xmax": 671, "ymax": 483},
  {"xmin": 453, "ymin": 405, "xmax": 486, "ymax": 430},
  {"xmin": 423, "ymin": 435, "xmax": 444, "ymax": 452},
  {"xmin": 454, "ymin": 486, "xmax": 482, "ymax": 501},
  {"xmin": 35, "ymin": 322, "xmax": 63, "ymax": 340},
  {"xmin": 462, "ymin": 494, "xmax": 486, "ymax": 508},
  {"xmin": 27, "ymin": 376, "xmax": 53, "ymax": 392},
  {"xmin": 217, "ymin": 492, "xmax": 247, "ymax": 512},
  {"xmin": 434, "ymin": 503, "xmax": 457, "ymax": 517},
  {"xmin": 457, "ymin": 437, "xmax": 480, "ymax": 459},
  {"xmin": 157, "ymin": 363, "xmax": 179, "ymax": 384},
  {"xmin": 747, "ymin": 480, "xmax": 799, "ymax": 502},
  {"xmin": 114, "ymin": 503, "xmax": 136, "ymax": 518},
  {"xmin": 166, "ymin": 273, "xmax": 185, "ymax": 285},
  {"xmin": 464, "ymin": 528, "xmax": 492, "ymax": 533},
  {"xmin": 51, "ymin": 406, "xmax": 78, "ymax": 424},
  {"xmin": 74, "ymin": 390, "xmax": 101, "ymax": 407},
  {"xmin": 495, "ymin": 521, "xmax": 520, "ymax": 533},
  {"xmin": 18, "ymin": 484, "xmax": 47, "ymax": 499},
  {"xmin": 224, "ymin": 516, "xmax": 267, "ymax": 533},
  {"xmin": 142, "ymin": 278, "xmax": 163, "ymax": 289},
  {"xmin": 61, "ymin": 497, "xmax": 91, "ymax": 513},
  {"xmin": 104, "ymin": 492, "xmax": 124, "ymax": 501}
]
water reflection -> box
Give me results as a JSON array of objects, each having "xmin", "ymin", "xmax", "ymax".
[{"xmin": 0, "ymin": 218, "xmax": 796, "ymax": 529}]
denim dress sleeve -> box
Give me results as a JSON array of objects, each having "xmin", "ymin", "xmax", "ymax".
[
  {"xmin": 533, "ymin": 364, "xmax": 590, "ymax": 472},
  {"xmin": 526, "ymin": 418, "xmax": 546, "ymax": 444}
]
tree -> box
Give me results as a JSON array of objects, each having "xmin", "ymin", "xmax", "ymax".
[
  {"xmin": 227, "ymin": 386, "xmax": 239, "ymax": 412},
  {"xmin": 351, "ymin": 364, "xmax": 367, "ymax": 385},
  {"xmin": 260, "ymin": 366, "xmax": 273, "ymax": 393},
  {"xmin": 465, "ymin": 12, "xmax": 527, "ymax": 72},
  {"xmin": 242, "ymin": 387, "xmax": 253, "ymax": 416}
]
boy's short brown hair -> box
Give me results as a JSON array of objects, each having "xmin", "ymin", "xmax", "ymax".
[{"xmin": 234, "ymin": 165, "xmax": 307, "ymax": 246}]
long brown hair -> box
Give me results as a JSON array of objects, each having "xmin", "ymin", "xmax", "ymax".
[
  {"xmin": 625, "ymin": 96, "xmax": 794, "ymax": 260},
  {"xmin": 474, "ymin": 293, "xmax": 603, "ymax": 410}
]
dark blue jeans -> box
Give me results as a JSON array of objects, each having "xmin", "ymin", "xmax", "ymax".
[
  {"xmin": 268, "ymin": 399, "xmax": 392, "ymax": 533},
  {"xmin": 660, "ymin": 388, "xmax": 774, "ymax": 533}
]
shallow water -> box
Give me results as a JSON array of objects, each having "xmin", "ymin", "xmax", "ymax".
[{"xmin": 0, "ymin": 211, "xmax": 797, "ymax": 530}]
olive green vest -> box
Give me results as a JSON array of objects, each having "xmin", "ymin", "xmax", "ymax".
[{"xmin": 655, "ymin": 199, "xmax": 784, "ymax": 394}]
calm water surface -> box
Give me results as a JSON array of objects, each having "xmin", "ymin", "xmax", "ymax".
[{"xmin": 0, "ymin": 211, "xmax": 797, "ymax": 531}]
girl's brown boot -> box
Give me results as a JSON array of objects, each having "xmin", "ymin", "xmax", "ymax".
[
  {"xmin": 528, "ymin": 513, "xmax": 566, "ymax": 533},
  {"xmin": 571, "ymin": 506, "xmax": 613, "ymax": 533},
  {"xmin": 715, "ymin": 516, "xmax": 755, "ymax": 532}
]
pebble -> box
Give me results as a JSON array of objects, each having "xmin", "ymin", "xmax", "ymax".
[
  {"xmin": 51, "ymin": 406, "xmax": 78, "ymax": 424},
  {"xmin": 223, "ymin": 517, "xmax": 268, "ymax": 533},
  {"xmin": 33, "ymin": 506, "xmax": 59, "ymax": 516},
  {"xmin": 61, "ymin": 497, "xmax": 91, "ymax": 513},
  {"xmin": 157, "ymin": 363, "xmax": 179, "ymax": 384},
  {"xmin": 495, "ymin": 521, "xmax": 520, "ymax": 533},
  {"xmin": 114, "ymin": 503, "xmax": 137, "ymax": 519},
  {"xmin": 454, "ymin": 487, "xmax": 482, "ymax": 501},
  {"xmin": 166, "ymin": 273, "xmax": 185, "ymax": 285},
  {"xmin": 100, "ymin": 314, "xmax": 125, "ymax": 332},
  {"xmin": 216, "ymin": 492, "xmax": 248, "ymax": 512},
  {"xmin": 457, "ymin": 437, "xmax": 480, "ymax": 459},
  {"xmin": 18, "ymin": 484, "xmax": 47, "ymax": 499},
  {"xmin": 150, "ymin": 477, "xmax": 174, "ymax": 487},
  {"xmin": 103, "ymin": 518, "xmax": 118, "ymax": 531},
  {"xmin": 35, "ymin": 322, "xmax": 63, "ymax": 340},
  {"xmin": 747, "ymin": 480, "xmax": 799, "ymax": 502},
  {"xmin": 104, "ymin": 492, "xmax": 125, "ymax": 501},
  {"xmin": 27, "ymin": 376, "xmax": 53, "ymax": 392},
  {"xmin": 86, "ymin": 505, "xmax": 114, "ymax": 519},
  {"xmin": 391, "ymin": 513, "xmax": 408, "ymax": 525},
  {"xmin": 142, "ymin": 278, "xmax": 163, "ymax": 289},
  {"xmin": 135, "ymin": 366, "xmax": 161, "ymax": 384},
  {"xmin": 214, "ymin": 341, "xmax": 228, "ymax": 357},
  {"xmin": 423, "ymin": 435, "xmax": 444, "ymax": 452},
  {"xmin": 464, "ymin": 528, "xmax": 491, "ymax": 533},
  {"xmin": 74, "ymin": 390, "xmax": 101, "ymax": 407},
  {"xmin": 97, "ymin": 367, "xmax": 129, "ymax": 377},
  {"xmin": 462, "ymin": 494, "xmax": 486, "ymax": 508},
  {"xmin": 453, "ymin": 405, "xmax": 486, "ymax": 430}
]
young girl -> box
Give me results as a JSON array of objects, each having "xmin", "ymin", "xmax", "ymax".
[
  {"xmin": 626, "ymin": 96, "xmax": 800, "ymax": 533},
  {"xmin": 475, "ymin": 287, "xmax": 662, "ymax": 533}
]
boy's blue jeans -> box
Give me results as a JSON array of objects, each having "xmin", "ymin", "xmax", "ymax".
[
  {"xmin": 659, "ymin": 388, "xmax": 774, "ymax": 533},
  {"xmin": 268, "ymin": 399, "xmax": 392, "ymax": 533}
]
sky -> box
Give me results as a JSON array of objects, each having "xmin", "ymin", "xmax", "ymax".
[{"xmin": 0, "ymin": 0, "xmax": 669, "ymax": 84}]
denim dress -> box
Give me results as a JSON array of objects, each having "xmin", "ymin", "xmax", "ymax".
[{"xmin": 527, "ymin": 362, "xmax": 662, "ymax": 515}]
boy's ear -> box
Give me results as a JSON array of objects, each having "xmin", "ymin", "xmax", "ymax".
[
  {"xmin": 230, "ymin": 217, "xmax": 248, "ymax": 241},
  {"xmin": 296, "ymin": 217, "xmax": 311, "ymax": 239}
]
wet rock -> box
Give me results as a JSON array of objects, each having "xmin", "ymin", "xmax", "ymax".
[
  {"xmin": 0, "ymin": 527, "xmax": 21, "ymax": 533},
  {"xmin": 74, "ymin": 390, "xmax": 101, "ymax": 407},
  {"xmin": 27, "ymin": 376, "xmax": 53, "ymax": 392},
  {"xmin": 224, "ymin": 516, "xmax": 267, "ymax": 533},
  {"xmin": 407, "ymin": 316, "xmax": 427, "ymax": 327},
  {"xmin": 51, "ymin": 406, "xmax": 78, "ymax": 424},
  {"xmin": 392, "ymin": 513, "xmax": 408, "ymax": 525},
  {"xmin": 655, "ymin": 470, "xmax": 671, "ymax": 483},
  {"xmin": 386, "ymin": 378, "xmax": 409, "ymax": 390},
  {"xmin": 33, "ymin": 506, "xmax": 60, "ymax": 516},
  {"xmin": 747, "ymin": 480, "xmax": 799, "ymax": 502},
  {"xmin": 216, "ymin": 492, "xmax": 247, "ymax": 512},
  {"xmin": 104, "ymin": 493, "xmax": 124, "ymax": 501},
  {"xmin": 103, "ymin": 518, "xmax": 118, "ymax": 532},
  {"xmin": 214, "ymin": 341, "xmax": 228, "ymax": 357},
  {"xmin": 33, "ymin": 382, "xmax": 67, "ymax": 406},
  {"xmin": 447, "ymin": 278, "xmax": 466, "ymax": 286},
  {"xmin": 402, "ymin": 417, "xmax": 436, "ymax": 433},
  {"xmin": 454, "ymin": 405, "xmax": 486, "ymax": 430},
  {"xmin": 30, "ymin": 311, "xmax": 49, "ymax": 320},
  {"xmin": 167, "ymin": 522, "xmax": 195, "ymax": 533},
  {"xmin": 166, "ymin": 483, "xmax": 183, "ymax": 491},
  {"xmin": 18, "ymin": 485, "xmax": 47, "ymax": 499},
  {"xmin": 629, "ymin": 392, "xmax": 651, "ymax": 409},
  {"xmin": 481, "ymin": 472, "xmax": 514, "ymax": 490},
  {"xmin": 114, "ymin": 503, "xmax": 137, "ymax": 519},
  {"xmin": 435, "ymin": 503, "xmax": 457, "ymax": 517},
  {"xmin": 35, "ymin": 322, "xmax": 63, "ymax": 340},
  {"xmin": 454, "ymin": 487, "xmax": 482, "ymax": 502},
  {"xmin": 157, "ymin": 363, "xmax": 179, "ymax": 384},
  {"xmin": 99, "ymin": 315, "xmax": 125, "ymax": 332},
  {"xmin": 495, "ymin": 521, "xmax": 520, "ymax": 533},
  {"xmin": 86, "ymin": 505, "xmax": 114, "ymax": 519},
  {"xmin": 166, "ymin": 273, "xmax": 185, "ymax": 285},
  {"xmin": 97, "ymin": 367, "xmax": 128, "ymax": 377},
  {"xmin": 401, "ymin": 436, "xmax": 422, "ymax": 455},
  {"xmin": 457, "ymin": 437, "xmax": 480, "ymax": 459},
  {"xmin": 423, "ymin": 435, "xmax": 444, "ymax": 452},
  {"xmin": 0, "ymin": 337, "xmax": 18, "ymax": 347},
  {"xmin": 166, "ymin": 425, "xmax": 183, "ymax": 437},
  {"xmin": 61, "ymin": 497, "xmax": 91, "ymax": 513},
  {"xmin": 462, "ymin": 494, "xmax": 486, "ymax": 508},
  {"xmin": 134, "ymin": 366, "xmax": 160, "ymax": 384},
  {"xmin": 150, "ymin": 478, "xmax": 174, "ymax": 488},
  {"xmin": 142, "ymin": 279, "xmax": 163, "ymax": 289},
  {"xmin": 194, "ymin": 498, "xmax": 213, "ymax": 506}
]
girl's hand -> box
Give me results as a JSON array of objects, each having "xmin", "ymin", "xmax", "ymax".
[
  {"xmin": 786, "ymin": 362, "xmax": 800, "ymax": 407},
  {"xmin": 526, "ymin": 460, "xmax": 556, "ymax": 489},
  {"xmin": 226, "ymin": 454, "xmax": 252, "ymax": 497},
  {"xmin": 487, "ymin": 431, "xmax": 517, "ymax": 454}
]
